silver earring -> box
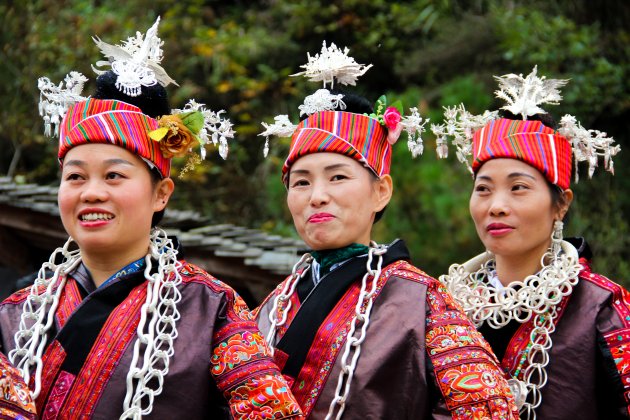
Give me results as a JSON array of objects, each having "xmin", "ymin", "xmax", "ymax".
[{"xmin": 551, "ymin": 220, "xmax": 564, "ymax": 255}]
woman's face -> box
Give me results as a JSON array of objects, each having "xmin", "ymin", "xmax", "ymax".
[
  {"xmin": 287, "ymin": 152, "xmax": 392, "ymax": 251},
  {"xmin": 58, "ymin": 143, "xmax": 173, "ymax": 260},
  {"xmin": 469, "ymin": 158, "xmax": 567, "ymax": 261}
]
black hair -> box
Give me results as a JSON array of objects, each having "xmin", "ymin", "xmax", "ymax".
[
  {"xmin": 500, "ymin": 110, "xmax": 558, "ymax": 130},
  {"xmin": 94, "ymin": 70, "xmax": 170, "ymax": 227},
  {"xmin": 93, "ymin": 71, "xmax": 170, "ymax": 118}
]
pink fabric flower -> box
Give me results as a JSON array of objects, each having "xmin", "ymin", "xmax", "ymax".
[{"xmin": 383, "ymin": 107, "xmax": 402, "ymax": 130}]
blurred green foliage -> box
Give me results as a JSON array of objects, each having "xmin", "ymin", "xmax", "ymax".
[{"xmin": 1, "ymin": 0, "xmax": 628, "ymax": 282}]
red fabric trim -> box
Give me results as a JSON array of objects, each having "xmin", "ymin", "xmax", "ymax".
[
  {"xmin": 291, "ymin": 260, "xmax": 403, "ymax": 416},
  {"xmin": 59, "ymin": 281, "xmax": 147, "ymax": 416},
  {"xmin": 56, "ymin": 279, "xmax": 83, "ymax": 328}
]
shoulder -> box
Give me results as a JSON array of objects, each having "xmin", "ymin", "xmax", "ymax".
[
  {"xmin": 2, "ymin": 284, "xmax": 47, "ymax": 306},
  {"xmin": 577, "ymin": 260, "xmax": 630, "ymax": 320},
  {"xmin": 383, "ymin": 260, "xmax": 436, "ymax": 286},
  {"xmin": 177, "ymin": 261, "xmax": 249, "ymax": 318},
  {"xmin": 578, "ymin": 260, "xmax": 627, "ymax": 299},
  {"xmin": 178, "ymin": 261, "xmax": 230, "ymax": 292}
]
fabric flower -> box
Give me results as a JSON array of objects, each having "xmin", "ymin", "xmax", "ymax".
[
  {"xmin": 387, "ymin": 123, "xmax": 403, "ymax": 145},
  {"xmin": 383, "ymin": 107, "xmax": 402, "ymax": 130},
  {"xmin": 149, "ymin": 114, "xmax": 196, "ymax": 158}
]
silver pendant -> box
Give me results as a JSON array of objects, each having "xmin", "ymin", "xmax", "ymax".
[{"xmin": 507, "ymin": 378, "xmax": 528, "ymax": 409}]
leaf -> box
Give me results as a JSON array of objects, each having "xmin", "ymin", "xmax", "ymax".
[
  {"xmin": 390, "ymin": 100, "xmax": 404, "ymax": 114},
  {"xmin": 148, "ymin": 127, "xmax": 169, "ymax": 141},
  {"xmin": 180, "ymin": 111, "xmax": 205, "ymax": 134},
  {"xmin": 375, "ymin": 95, "xmax": 387, "ymax": 114}
]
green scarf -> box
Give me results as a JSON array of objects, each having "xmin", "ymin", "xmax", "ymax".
[{"xmin": 310, "ymin": 243, "xmax": 370, "ymax": 277}]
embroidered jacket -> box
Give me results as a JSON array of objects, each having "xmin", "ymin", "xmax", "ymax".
[
  {"xmin": 254, "ymin": 240, "xmax": 518, "ymax": 419},
  {"xmin": 452, "ymin": 238, "xmax": 630, "ymax": 419},
  {"xmin": 0, "ymin": 261, "xmax": 302, "ymax": 419}
]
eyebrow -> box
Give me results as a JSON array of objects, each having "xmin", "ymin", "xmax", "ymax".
[
  {"xmin": 476, "ymin": 172, "xmax": 537, "ymax": 181},
  {"xmin": 63, "ymin": 158, "xmax": 135, "ymax": 168},
  {"xmin": 289, "ymin": 163, "xmax": 351, "ymax": 176}
]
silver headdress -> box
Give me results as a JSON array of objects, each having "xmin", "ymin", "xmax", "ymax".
[
  {"xmin": 38, "ymin": 71, "xmax": 88, "ymax": 137},
  {"xmin": 431, "ymin": 66, "xmax": 620, "ymax": 180},
  {"xmin": 92, "ymin": 17, "xmax": 177, "ymax": 97},
  {"xmin": 258, "ymin": 41, "xmax": 428, "ymax": 157},
  {"xmin": 37, "ymin": 18, "xmax": 234, "ymax": 164}
]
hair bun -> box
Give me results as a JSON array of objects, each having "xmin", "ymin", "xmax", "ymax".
[{"xmin": 93, "ymin": 71, "xmax": 170, "ymax": 118}]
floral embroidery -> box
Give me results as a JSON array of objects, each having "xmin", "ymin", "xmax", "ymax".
[
  {"xmin": 212, "ymin": 323, "xmax": 301, "ymax": 419},
  {"xmin": 230, "ymin": 373, "xmax": 302, "ymax": 420},
  {"xmin": 425, "ymin": 278, "xmax": 518, "ymax": 417},
  {"xmin": 0, "ymin": 352, "xmax": 36, "ymax": 419}
]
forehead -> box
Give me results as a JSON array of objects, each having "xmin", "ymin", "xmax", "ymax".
[
  {"xmin": 476, "ymin": 158, "xmax": 544, "ymax": 180},
  {"xmin": 291, "ymin": 152, "xmax": 364, "ymax": 172},
  {"xmin": 62, "ymin": 143, "xmax": 143, "ymax": 165}
]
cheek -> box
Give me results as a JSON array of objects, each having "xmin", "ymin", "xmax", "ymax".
[
  {"xmin": 286, "ymin": 193, "xmax": 304, "ymax": 222},
  {"xmin": 57, "ymin": 186, "xmax": 75, "ymax": 216},
  {"xmin": 469, "ymin": 197, "xmax": 483, "ymax": 224}
]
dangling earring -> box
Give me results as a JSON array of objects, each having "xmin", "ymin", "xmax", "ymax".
[{"xmin": 551, "ymin": 220, "xmax": 564, "ymax": 255}]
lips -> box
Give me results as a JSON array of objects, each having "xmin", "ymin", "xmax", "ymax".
[
  {"xmin": 78, "ymin": 208, "xmax": 115, "ymax": 226},
  {"xmin": 486, "ymin": 222, "xmax": 514, "ymax": 236},
  {"xmin": 79, "ymin": 212, "xmax": 114, "ymax": 221},
  {"xmin": 308, "ymin": 213, "xmax": 335, "ymax": 223}
]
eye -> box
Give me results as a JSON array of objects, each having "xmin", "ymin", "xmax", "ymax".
[
  {"xmin": 64, "ymin": 173, "xmax": 84, "ymax": 181},
  {"xmin": 290, "ymin": 179, "xmax": 309, "ymax": 188},
  {"xmin": 512, "ymin": 184, "xmax": 529, "ymax": 191},
  {"xmin": 106, "ymin": 172, "xmax": 125, "ymax": 180},
  {"xmin": 331, "ymin": 174, "xmax": 348, "ymax": 181},
  {"xmin": 474, "ymin": 184, "xmax": 489, "ymax": 193}
]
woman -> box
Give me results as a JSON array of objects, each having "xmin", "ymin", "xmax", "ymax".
[
  {"xmin": 0, "ymin": 19, "xmax": 302, "ymax": 419},
  {"xmin": 254, "ymin": 42, "xmax": 518, "ymax": 419},
  {"xmin": 436, "ymin": 67, "xmax": 626, "ymax": 419}
]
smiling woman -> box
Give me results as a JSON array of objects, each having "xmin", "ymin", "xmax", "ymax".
[
  {"xmin": 58, "ymin": 144, "xmax": 174, "ymax": 286},
  {"xmin": 0, "ymin": 18, "xmax": 301, "ymax": 420},
  {"xmin": 437, "ymin": 67, "xmax": 627, "ymax": 419},
  {"xmin": 252, "ymin": 42, "xmax": 518, "ymax": 419}
]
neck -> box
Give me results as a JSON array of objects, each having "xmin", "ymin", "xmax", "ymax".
[
  {"xmin": 494, "ymin": 242, "xmax": 551, "ymax": 286},
  {"xmin": 81, "ymin": 241, "xmax": 150, "ymax": 287}
]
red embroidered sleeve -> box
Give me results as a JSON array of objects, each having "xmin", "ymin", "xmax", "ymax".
[
  {"xmin": 211, "ymin": 305, "xmax": 303, "ymax": 419},
  {"xmin": 581, "ymin": 261, "xmax": 630, "ymax": 417},
  {"xmin": 0, "ymin": 352, "xmax": 37, "ymax": 419},
  {"xmin": 425, "ymin": 280, "xmax": 519, "ymax": 419}
]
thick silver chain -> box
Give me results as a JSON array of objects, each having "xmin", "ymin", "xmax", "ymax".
[
  {"xmin": 325, "ymin": 244, "xmax": 386, "ymax": 420},
  {"xmin": 265, "ymin": 253, "xmax": 313, "ymax": 353},
  {"xmin": 9, "ymin": 228, "xmax": 182, "ymax": 419},
  {"xmin": 264, "ymin": 244, "xmax": 387, "ymax": 419},
  {"xmin": 9, "ymin": 237, "xmax": 81, "ymax": 399}
]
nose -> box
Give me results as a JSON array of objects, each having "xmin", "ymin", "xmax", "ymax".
[
  {"xmin": 488, "ymin": 192, "xmax": 511, "ymax": 217},
  {"xmin": 80, "ymin": 179, "xmax": 109, "ymax": 203},
  {"xmin": 309, "ymin": 180, "xmax": 330, "ymax": 207}
]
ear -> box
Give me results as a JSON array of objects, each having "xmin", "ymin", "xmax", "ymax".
[
  {"xmin": 373, "ymin": 174, "xmax": 393, "ymax": 212},
  {"xmin": 153, "ymin": 177, "xmax": 175, "ymax": 212},
  {"xmin": 556, "ymin": 188, "xmax": 574, "ymax": 220}
]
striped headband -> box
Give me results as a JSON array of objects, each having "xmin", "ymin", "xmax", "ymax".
[
  {"xmin": 472, "ymin": 118, "xmax": 572, "ymax": 189},
  {"xmin": 58, "ymin": 98, "xmax": 170, "ymax": 177},
  {"xmin": 282, "ymin": 111, "xmax": 390, "ymax": 184}
]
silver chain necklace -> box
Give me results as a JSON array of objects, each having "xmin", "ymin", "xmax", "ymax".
[
  {"xmin": 10, "ymin": 228, "xmax": 182, "ymax": 419},
  {"xmin": 265, "ymin": 243, "xmax": 388, "ymax": 419},
  {"xmin": 439, "ymin": 236, "xmax": 582, "ymax": 419}
]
